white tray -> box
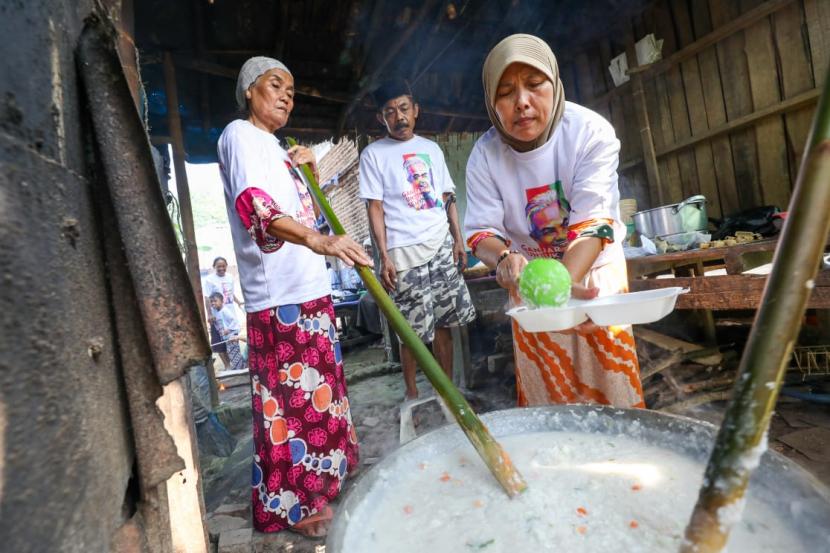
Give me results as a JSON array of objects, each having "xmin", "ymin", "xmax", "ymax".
[{"xmin": 506, "ymin": 287, "xmax": 688, "ymax": 332}]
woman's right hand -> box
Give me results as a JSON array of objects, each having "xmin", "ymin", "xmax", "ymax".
[
  {"xmin": 495, "ymin": 252, "xmax": 527, "ymax": 301},
  {"xmin": 308, "ymin": 234, "xmax": 374, "ymax": 268}
]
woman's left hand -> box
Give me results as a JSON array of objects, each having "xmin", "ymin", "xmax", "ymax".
[
  {"xmin": 287, "ymin": 145, "xmax": 319, "ymax": 180},
  {"xmin": 568, "ymin": 283, "xmax": 600, "ymax": 334}
]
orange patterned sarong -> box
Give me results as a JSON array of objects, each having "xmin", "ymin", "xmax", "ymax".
[{"xmin": 512, "ymin": 260, "xmax": 645, "ymax": 408}]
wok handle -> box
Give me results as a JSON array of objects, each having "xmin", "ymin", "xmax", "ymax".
[{"xmin": 673, "ymin": 194, "xmax": 707, "ymax": 214}]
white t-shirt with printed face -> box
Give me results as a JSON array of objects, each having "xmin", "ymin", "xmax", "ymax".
[
  {"xmin": 464, "ymin": 102, "xmax": 625, "ymax": 268},
  {"xmin": 359, "ymin": 135, "xmax": 454, "ymax": 249},
  {"xmin": 217, "ymin": 119, "xmax": 330, "ymax": 312}
]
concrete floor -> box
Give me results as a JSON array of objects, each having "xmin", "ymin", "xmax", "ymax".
[{"xmin": 199, "ymin": 342, "xmax": 830, "ymax": 552}]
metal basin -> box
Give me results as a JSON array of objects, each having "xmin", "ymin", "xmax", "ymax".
[
  {"xmin": 633, "ymin": 194, "xmax": 708, "ymax": 238},
  {"xmin": 328, "ymin": 405, "xmax": 830, "ymax": 551}
]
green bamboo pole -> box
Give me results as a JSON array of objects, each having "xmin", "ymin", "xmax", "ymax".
[
  {"xmin": 681, "ymin": 67, "xmax": 830, "ymax": 552},
  {"xmin": 287, "ymin": 137, "xmax": 527, "ymax": 498}
]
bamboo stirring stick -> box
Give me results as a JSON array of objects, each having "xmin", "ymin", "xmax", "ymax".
[
  {"xmin": 287, "ymin": 137, "xmax": 527, "ymax": 498},
  {"xmin": 681, "ymin": 67, "xmax": 830, "ymax": 552}
]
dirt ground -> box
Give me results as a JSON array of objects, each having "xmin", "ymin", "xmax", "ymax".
[{"xmin": 198, "ymin": 340, "xmax": 830, "ymax": 553}]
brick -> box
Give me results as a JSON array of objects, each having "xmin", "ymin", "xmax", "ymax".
[
  {"xmin": 209, "ymin": 515, "xmax": 249, "ymax": 541},
  {"xmin": 218, "ymin": 527, "xmax": 252, "ymax": 553}
]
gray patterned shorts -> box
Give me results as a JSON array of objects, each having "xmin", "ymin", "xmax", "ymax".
[{"xmin": 393, "ymin": 235, "xmax": 476, "ymax": 343}]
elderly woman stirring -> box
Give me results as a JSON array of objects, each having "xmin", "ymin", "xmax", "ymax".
[
  {"xmin": 464, "ymin": 35, "xmax": 644, "ymax": 408},
  {"xmin": 217, "ymin": 57, "xmax": 371, "ymax": 537}
]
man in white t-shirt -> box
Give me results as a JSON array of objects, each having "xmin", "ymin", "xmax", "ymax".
[{"xmin": 359, "ymin": 78, "xmax": 475, "ymax": 400}]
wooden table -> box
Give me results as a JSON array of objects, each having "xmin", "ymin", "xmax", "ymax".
[{"xmin": 626, "ymin": 239, "xmax": 830, "ymax": 311}]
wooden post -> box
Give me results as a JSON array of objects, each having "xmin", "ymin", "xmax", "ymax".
[
  {"xmin": 159, "ymin": 378, "xmax": 210, "ymax": 553},
  {"xmin": 161, "ymin": 56, "xmax": 213, "ymax": 550},
  {"xmin": 163, "ymin": 52, "xmax": 204, "ymax": 311},
  {"xmin": 163, "ymin": 52, "xmax": 220, "ymax": 411},
  {"xmin": 630, "ymin": 71, "xmax": 663, "ymax": 206}
]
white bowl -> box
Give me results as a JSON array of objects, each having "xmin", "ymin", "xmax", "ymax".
[
  {"xmin": 583, "ymin": 287, "xmax": 687, "ymax": 326},
  {"xmin": 506, "ymin": 301, "xmax": 588, "ymax": 332},
  {"xmin": 506, "ymin": 287, "xmax": 687, "ymax": 332}
]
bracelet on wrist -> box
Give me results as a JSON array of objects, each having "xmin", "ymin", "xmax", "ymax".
[{"xmin": 496, "ymin": 250, "xmax": 520, "ymax": 267}]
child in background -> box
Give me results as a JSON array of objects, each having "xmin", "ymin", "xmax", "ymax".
[{"xmin": 210, "ymin": 292, "xmax": 245, "ymax": 372}]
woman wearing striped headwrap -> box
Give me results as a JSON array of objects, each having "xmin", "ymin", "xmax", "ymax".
[{"xmin": 464, "ymin": 34, "xmax": 644, "ymax": 408}]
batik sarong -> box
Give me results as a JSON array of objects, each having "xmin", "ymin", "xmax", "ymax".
[
  {"xmin": 247, "ymin": 294, "xmax": 358, "ymax": 532},
  {"xmin": 512, "ymin": 260, "xmax": 645, "ymax": 408}
]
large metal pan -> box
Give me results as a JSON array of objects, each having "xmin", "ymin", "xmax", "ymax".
[
  {"xmin": 633, "ymin": 194, "xmax": 708, "ymax": 238},
  {"xmin": 328, "ymin": 405, "xmax": 830, "ymax": 552}
]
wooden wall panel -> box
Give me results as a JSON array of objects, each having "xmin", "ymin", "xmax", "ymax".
[
  {"xmin": 567, "ymin": 0, "xmax": 821, "ymax": 221},
  {"xmin": 614, "ymin": 27, "xmax": 644, "ymax": 163},
  {"xmin": 775, "ymin": 1, "xmax": 817, "ymax": 181},
  {"xmin": 619, "ymin": 166, "xmax": 651, "ymax": 213},
  {"xmin": 574, "ymin": 52, "xmax": 595, "ymax": 104},
  {"xmin": 691, "ymin": 0, "xmax": 738, "ymax": 217},
  {"xmin": 709, "ymin": 0, "xmax": 762, "ymax": 211},
  {"xmin": 804, "ymin": 0, "xmax": 830, "ymax": 85},
  {"xmin": 671, "ymin": 0, "xmax": 722, "ymax": 218},
  {"xmin": 741, "ymin": 1, "xmax": 792, "ymax": 210},
  {"xmin": 639, "ymin": 4, "xmax": 682, "ymax": 205},
  {"xmin": 657, "ymin": 1, "xmax": 698, "ymax": 202}
]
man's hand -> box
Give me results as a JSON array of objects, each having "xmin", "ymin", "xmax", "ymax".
[
  {"xmin": 452, "ymin": 239, "xmax": 467, "ymax": 272},
  {"xmin": 380, "ymin": 255, "xmax": 397, "ymax": 292},
  {"xmin": 307, "ymin": 234, "xmax": 373, "ymax": 268}
]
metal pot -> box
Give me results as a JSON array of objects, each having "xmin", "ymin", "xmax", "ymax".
[
  {"xmin": 633, "ymin": 194, "xmax": 707, "ymax": 238},
  {"xmin": 327, "ymin": 405, "xmax": 830, "ymax": 552}
]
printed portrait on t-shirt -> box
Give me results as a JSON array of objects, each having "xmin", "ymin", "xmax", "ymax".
[
  {"xmin": 524, "ymin": 180, "xmax": 571, "ymax": 253},
  {"xmin": 401, "ymin": 153, "xmax": 442, "ymax": 210},
  {"xmin": 284, "ymin": 161, "xmax": 317, "ymax": 228}
]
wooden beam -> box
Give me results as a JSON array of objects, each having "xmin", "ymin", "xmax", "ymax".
[
  {"xmin": 624, "ymin": 23, "xmax": 663, "ymax": 205},
  {"xmin": 634, "ymin": 327, "xmax": 722, "ymax": 366},
  {"xmin": 192, "ymin": 0, "xmax": 211, "ymax": 132},
  {"xmin": 169, "ymin": 57, "xmax": 489, "ymax": 121},
  {"xmin": 629, "ymin": 271, "xmax": 830, "ymax": 310},
  {"xmin": 655, "ymin": 88, "xmax": 820, "ymax": 157},
  {"xmin": 619, "ymin": 157, "xmax": 644, "ymax": 172},
  {"xmin": 631, "ymin": 74, "xmax": 662, "ymax": 203},
  {"xmin": 628, "ymin": 0, "xmax": 798, "ymax": 79}
]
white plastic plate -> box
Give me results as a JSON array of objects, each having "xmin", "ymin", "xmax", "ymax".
[
  {"xmin": 505, "ymin": 300, "xmax": 589, "ymax": 333},
  {"xmin": 506, "ymin": 287, "xmax": 688, "ymax": 332}
]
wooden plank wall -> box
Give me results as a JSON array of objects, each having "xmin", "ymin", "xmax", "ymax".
[{"xmin": 563, "ymin": 0, "xmax": 829, "ymax": 219}]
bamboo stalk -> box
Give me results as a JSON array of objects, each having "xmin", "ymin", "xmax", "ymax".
[
  {"xmin": 286, "ymin": 138, "xmax": 527, "ymax": 498},
  {"xmin": 681, "ymin": 67, "xmax": 830, "ymax": 551}
]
